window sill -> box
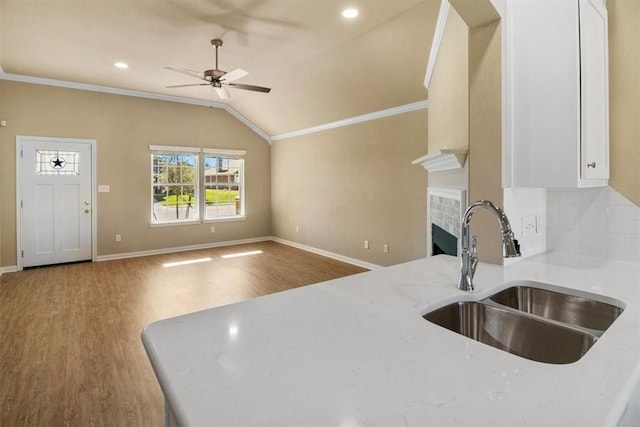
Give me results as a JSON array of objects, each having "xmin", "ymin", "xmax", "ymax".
[
  {"xmin": 149, "ymin": 216, "xmax": 246, "ymax": 228},
  {"xmin": 149, "ymin": 219, "xmax": 201, "ymax": 228},
  {"xmin": 204, "ymin": 216, "xmax": 246, "ymax": 223}
]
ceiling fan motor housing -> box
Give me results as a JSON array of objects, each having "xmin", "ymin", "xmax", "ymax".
[{"xmin": 204, "ymin": 69, "xmax": 226, "ymax": 81}]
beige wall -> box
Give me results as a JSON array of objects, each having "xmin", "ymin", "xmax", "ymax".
[
  {"xmin": 608, "ymin": 0, "xmax": 640, "ymax": 206},
  {"xmin": 427, "ymin": 7, "xmax": 469, "ymax": 154},
  {"xmin": 271, "ymin": 110, "xmax": 428, "ymax": 267},
  {"xmin": 0, "ymin": 81, "xmax": 271, "ymax": 267},
  {"xmin": 467, "ymin": 20, "xmax": 503, "ymax": 264}
]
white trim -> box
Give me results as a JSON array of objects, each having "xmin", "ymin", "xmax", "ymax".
[
  {"xmin": 424, "ymin": 0, "xmax": 451, "ymax": 89},
  {"xmin": 0, "ymin": 70, "xmax": 272, "ymax": 144},
  {"xmin": 2, "ymin": 71, "xmax": 427, "ymax": 146},
  {"xmin": 95, "ymin": 236, "xmax": 378, "ymax": 270},
  {"xmin": 149, "ymin": 145, "xmax": 200, "ymax": 153},
  {"xmin": 202, "ymin": 148, "xmax": 247, "ymax": 157},
  {"xmin": 223, "ymin": 107, "xmax": 272, "ymax": 144},
  {"xmin": 271, "ymin": 237, "xmax": 382, "ymax": 270},
  {"xmin": 412, "ymin": 149, "xmax": 468, "ymax": 172},
  {"xmin": 16, "ymin": 136, "xmax": 97, "ymax": 270},
  {"xmin": 95, "ymin": 236, "xmax": 272, "ymax": 262},
  {"xmin": 270, "ymin": 100, "xmax": 429, "ymax": 142},
  {"xmin": 11, "ymin": 234, "xmax": 378, "ymax": 271},
  {"xmin": 0, "ymin": 265, "xmax": 19, "ymax": 276}
]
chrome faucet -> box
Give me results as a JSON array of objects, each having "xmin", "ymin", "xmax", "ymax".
[{"xmin": 459, "ymin": 200, "xmax": 521, "ymax": 291}]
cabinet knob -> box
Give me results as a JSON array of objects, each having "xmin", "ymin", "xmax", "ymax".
[{"xmin": 587, "ymin": 162, "xmax": 597, "ymax": 168}]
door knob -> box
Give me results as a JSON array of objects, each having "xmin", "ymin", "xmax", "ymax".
[{"xmin": 587, "ymin": 162, "xmax": 597, "ymax": 168}]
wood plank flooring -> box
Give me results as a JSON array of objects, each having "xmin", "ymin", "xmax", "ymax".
[{"xmin": 0, "ymin": 241, "xmax": 368, "ymax": 426}]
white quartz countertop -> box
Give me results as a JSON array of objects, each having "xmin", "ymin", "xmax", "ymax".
[{"xmin": 142, "ymin": 253, "xmax": 640, "ymax": 426}]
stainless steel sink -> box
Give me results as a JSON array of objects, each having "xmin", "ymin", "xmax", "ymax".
[
  {"xmin": 423, "ymin": 282, "xmax": 624, "ymax": 364},
  {"xmin": 489, "ymin": 284, "xmax": 623, "ymax": 334}
]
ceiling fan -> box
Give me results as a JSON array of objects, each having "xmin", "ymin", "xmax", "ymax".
[{"xmin": 165, "ymin": 39, "xmax": 271, "ymax": 100}]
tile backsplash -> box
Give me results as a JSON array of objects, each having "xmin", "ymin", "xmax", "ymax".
[{"xmin": 547, "ymin": 187, "xmax": 640, "ymax": 264}]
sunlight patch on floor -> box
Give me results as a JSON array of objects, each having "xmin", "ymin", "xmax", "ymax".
[
  {"xmin": 162, "ymin": 257, "xmax": 213, "ymax": 268},
  {"xmin": 221, "ymin": 250, "xmax": 263, "ymax": 259}
]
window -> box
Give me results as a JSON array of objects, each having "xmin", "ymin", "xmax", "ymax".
[
  {"xmin": 203, "ymin": 149, "xmax": 244, "ymax": 221},
  {"xmin": 36, "ymin": 150, "xmax": 80, "ymax": 175},
  {"xmin": 150, "ymin": 146, "xmax": 245, "ymax": 225}
]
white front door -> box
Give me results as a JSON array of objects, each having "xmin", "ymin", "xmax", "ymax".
[{"xmin": 19, "ymin": 137, "xmax": 94, "ymax": 268}]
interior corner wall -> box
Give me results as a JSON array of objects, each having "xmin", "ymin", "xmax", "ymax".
[
  {"xmin": 270, "ymin": 109, "xmax": 428, "ymax": 267},
  {"xmin": 608, "ymin": 0, "xmax": 640, "ymax": 206},
  {"xmin": 427, "ymin": 6, "xmax": 469, "ymax": 154},
  {"xmin": 0, "ymin": 80, "xmax": 271, "ymax": 267},
  {"xmin": 467, "ymin": 20, "xmax": 503, "ymax": 265},
  {"xmin": 425, "ymin": 3, "xmax": 469, "ymax": 261}
]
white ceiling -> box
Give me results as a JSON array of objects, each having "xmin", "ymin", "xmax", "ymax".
[{"xmin": 0, "ymin": 0, "xmax": 440, "ymax": 136}]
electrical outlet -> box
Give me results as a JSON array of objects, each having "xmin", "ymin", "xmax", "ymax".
[
  {"xmin": 383, "ymin": 244, "xmax": 389, "ymax": 253},
  {"xmin": 210, "ymin": 226, "xmax": 216, "ymax": 233},
  {"xmin": 522, "ymin": 215, "xmax": 538, "ymax": 237},
  {"xmin": 364, "ymin": 240, "xmax": 369, "ymax": 249},
  {"xmin": 115, "ymin": 234, "xmax": 122, "ymax": 242},
  {"xmin": 295, "ymin": 226, "xmax": 300, "ymax": 233}
]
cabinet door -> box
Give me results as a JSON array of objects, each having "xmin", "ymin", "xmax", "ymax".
[{"xmin": 579, "ymin": 0, "xmax": 609, "ymax": 181}]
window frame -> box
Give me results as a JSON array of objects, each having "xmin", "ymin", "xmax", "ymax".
[{"xmin": 149, "ymin": 145, "xmax": 246, "ymax": 227}]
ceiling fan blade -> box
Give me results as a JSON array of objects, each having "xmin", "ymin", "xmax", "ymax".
[
  {"xmin": 164, "ymin": 66, "xmax": 207, "ymax": 81},
  {"xmin": 221, "ymin": 68, "xmax": 249, "ymax": 83},
  {"xmin": 215, "ymin": 86, "xmax": 231, "ymax": 99},
  {"xmin": 166, "ymin": 83, "xmax": 210, "ymax": 88},
  {"xmin": 228, "ymin": 83, "xmax": 271, "ymax": 93}
]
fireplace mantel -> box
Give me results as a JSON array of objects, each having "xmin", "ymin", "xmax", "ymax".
[{"xmin": 411, "ymin": 149, "xmax": 467, "ymax": 173}]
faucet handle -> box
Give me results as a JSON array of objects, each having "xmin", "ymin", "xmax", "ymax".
[{"xmin": 470, "ymin": 236, "xmax": 479, "ymax": 279}]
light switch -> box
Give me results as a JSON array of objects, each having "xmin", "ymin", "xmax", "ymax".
[{"xmin": 98, "ymin": 185, "xmax": 110, "ymax": 193}]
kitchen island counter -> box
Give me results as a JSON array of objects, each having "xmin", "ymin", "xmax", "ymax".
[{"xmin": 142, "ymin": 253, "xmax": 640, "ymax": 426}]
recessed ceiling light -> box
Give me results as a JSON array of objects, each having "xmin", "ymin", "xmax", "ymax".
[
  {"xmin": 114, "ymin": 62, "xmax": 129, "ymax": 70},
  {"xmin": 342, "ymin": 8, "xmax": 359, "ymax": 19}
]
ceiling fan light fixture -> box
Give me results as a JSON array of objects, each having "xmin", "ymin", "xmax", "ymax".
[
  {"xmin": 215, "ymin": 86, "xmax": 231, "ymax": 100},
  {"xmin": 342, "ymin": 8, "xmax": 359, "ymax": 19}
]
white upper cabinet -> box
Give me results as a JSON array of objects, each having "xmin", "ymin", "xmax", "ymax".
[{"xmin": 503, "ymin": 0, "xmax": 609, "ymax": 188}]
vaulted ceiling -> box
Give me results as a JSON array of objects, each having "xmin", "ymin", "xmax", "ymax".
[{"xmin": 0, "ymin": 0, "xmax": 440, "ymax": 137}]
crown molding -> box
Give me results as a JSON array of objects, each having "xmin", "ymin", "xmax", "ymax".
[
  {"xmin": 0, "ymin": 70, "xmax": 272, "ymax": 144},
  {"xmin": 424, "ymin": 0, "xmax": 450, "ymax": 89},
  {"xmin": 1, "ymin": 70, "xmax": 426, "ymax": 145},
  {"xmin": 270, "ymin": 100, "xmax": 429, "ymax": 142}
]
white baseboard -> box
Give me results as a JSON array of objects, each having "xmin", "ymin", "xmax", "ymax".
[
  {"xmin": 6, "ymin": 236, "xmax": 380, "ymax": 272},
  {"xmin": 271, "ymin": 237, "xmax": 382, "ymax": 270},
  {"xmin": 95, "ymin": 236, "xmax": 273, "ymax": 262},
  {"xmin": 0, "ymin": 265, "xmax": 19, "ymax": 276}
]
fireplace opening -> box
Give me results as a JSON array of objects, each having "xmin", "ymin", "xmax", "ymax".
[{"xmin": 432, "ymin": 223, "xmax": 458, "ymax": 256}]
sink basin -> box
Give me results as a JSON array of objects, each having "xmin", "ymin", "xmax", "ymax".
[
  {"xmin": 489, "ymin": 284, "xmax": 623, "ymax": 334},
  {"xmin": 423, "ymin": 282, "xmax": 624, "ymax": 364},
  {"xmin": 424, "ymin": 301, "xmax": 597, "ymax": 364}
]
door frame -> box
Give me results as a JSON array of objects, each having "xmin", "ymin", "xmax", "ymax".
[{"xmin": 16, "ymin": 136, "xmax": 97, "ymax": 270}]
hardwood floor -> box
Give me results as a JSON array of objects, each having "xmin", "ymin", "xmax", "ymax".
[{"xmin": 0, "ymin": 241, "xmax": 368, "ymax": 426}]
